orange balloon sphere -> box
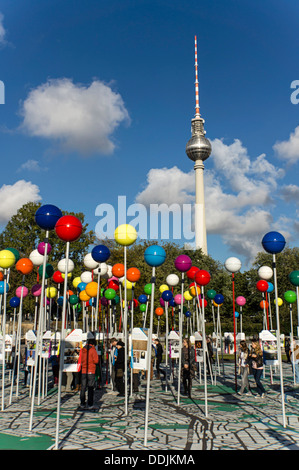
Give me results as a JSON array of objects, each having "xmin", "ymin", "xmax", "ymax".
[
  {"xmin": 0, "ymin": 272, "xmax": 3, "ymax": 281},
  {"xmin": 79, "ymin": 290, "xmax": 91, "ymax": 302},
  {"xmin": 189, "ymin": 282, "xmax": 201, "ymax": 297},
  {"xmin": 16, "ymin": 258, "xmax": 34, "ymax": 275},
  {"xmin": 155, "ymin": 307, "xmax": 164, "ymax": 316},
  {"xmin": 260, "ymin": 300, "xmax": 269, "ymax": 309},
  {"xmin": 85, "ymin": 281, "xmax": 98, "ymax": 298},
  {"xmin": 112, "ymin": 263, "xmax": 125, "ymax": 278},
  {"xmin": 127, "ymin": 267, "xmax": 141, "ymax": 283},
  {"xmin": 67, "ymin": 290, "xmax": 74, "ymax": 296}
]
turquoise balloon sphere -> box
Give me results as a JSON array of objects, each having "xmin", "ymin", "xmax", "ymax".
[{"xmin": 144, "ymin": 245, "xmax": 166, "ymax": 267}]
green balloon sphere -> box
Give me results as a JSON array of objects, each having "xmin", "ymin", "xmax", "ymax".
[
  {"xmin": 140, "ymin": 303, "xmax": 147, "ymax": 312},
  {"xmin": 104, "ymin": 288, "xmax": 116, "ymax": 300},
  {"xmin": 144, "ymin": 283, "xmax": 152, "ymax": 295},
  {"xmin": 289, "ymin": 271, "xmax": 299, "ymax": 287},
  {"xmin": 207, "ymin": 289, "xmax": 216, "ymax": 300},
  {"xmin": 69, "ymin": 294, "xmax": 79, "ymax": 305},
  {"xmin": 284, "ymin": 290, "xmax": 297, "ymax": 303},
  {"xmin": 38, "ymin": 263, "xmax": 54, "ymax": 279}
]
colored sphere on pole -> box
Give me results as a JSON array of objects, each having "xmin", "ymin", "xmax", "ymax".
[
  {"xmin": 108, "ymin": 280, "xmax": 119, "ymax": 291},
  {"xmin": 127, "ymin": 267, "xmax": 141, "ymax": 283},
  {"xmin": 155, "ymin": 307, "xmax": 164, "ymax": 316},
  {"xmin": 91, "ymin": 245, "xmax": 110, "ymax": 263},
  {"xmin": 174, "ymin": 254, "xmax": 192, "ymax": 273},
  {"xmin": 112, "ymin": 263, "xmax": 125, "ymax": 278},
  {"xmin": 235, "ymin": 311, "xmax": 240, "ymax": 318},
  {"xmin": 256, "ymin": 280, "xmax": 269, "ymax": 292},
  {"xmin": 138, "ymin": 294, "xmax": 148, "ymax": 304},
  {"xmin": 53, "ymin": 271, "xmax": 64, "ymax": 284},
  {"xmin": 37, "ymin": 242, "xmax": 52, "ymax": 256},
  {"xmin": 16, "ymin": 258, "xmax": 34, "ymax": 275},
  {"xmin": 224, "ymin": 257, "xmax": 241, "ymax": 273},
  {"xmin": 289, "ymin": 270, "xmax": 299, "ymax": 287},
  {"xmin": 84, "ymin": 252, "xmax": 99, "ymax": 270},
  {"xmin": 199, "ymin": 297, "xmax": 208, "ymax": 308},
  {"xmin": 38, "ymin": 263, "xmax": 54, "ymax": 279},
  {"xmin": 189, "ymin": 282, "xmax": 201, "ymax": 297},
  {"xmin": 260, "ymin": 300, "xmax": 269, "ymax": 309},
  {"xmin": 207, "ymin": 289, "xmax": 216, "ymax": 300},
  {"xmin": 77, "ymin": 282, "xmax": 87, "ymax": 292},
  {"xmin": 114, "ymin": 224, "xmax": 137, "ymax": 246},
  {"xmin": 57, "ymin": 258, "xmax": 74, "ymax": 274},
  {"xmin": 46, "ymin": 286, "xmax": 57, "ymax": 298},
  {"xmin": 85, "ymin": 281, "xmax": 98, "ymax": 298},
  {"xmin": 104, "ymin": 288, "xmax": 116, "ymax": 300},
  {"xmin": 258, "ymin": 265, "xmax": 273, "ymax": 280},
  {"xmin": 186, "ymin": 266, "xmax": 200, "ymax": 280},
  {"xmin": 159, "ymin": 297, "xmax": 165, "ymax": 307},
  {"xmin": 274, "ymin": 297, "xmax": 283, "ymax": 306},
  {"xmin": 81, "ymin": 271, "xmax": 93, "ymax": 284},
  {"xmin": 214, "ymin": 294, "xmax": 224, "ymax": 305},
  {"xmin": 55, "ymin": 215, "xmax": 83, "ymax": 242},
  {"xmin": 9, "ymin": 296, "xmax": 20, "ymax": 308},
  {"xmin": 6, "ymin": 248, "xmax": 20, "ymax": 262},
  {"xmin": 185, "ymin": 310, "xmax": 191, "ymax": 318},
  {"xmin": 161, "ymin": 290, "xmax": 173, "ymax": 302},
  {"xmin": 174, "ymin": 294, "xmax": 184, "ymax": 305},
  {"xmin": 0, "ymin": 249, "xmax": 16, "ymax": 269},
  {"xmin": 195, "ymin": 270, "xmax": 211, "ymax": 286},
  {"xmin": 35, "ymin": 204, "xmax": 62, "ymax": 231},
  {"xmin": 144, "ymin": 245, "xmax": 166, "ymax": 267},
  {"xmin": 16, "ymin": 286, "xmax": 28, "ymax": 298},
  {"xmin": 159, "ymin": 284, "xmax": 169, "ymax": 293},
  {"xmin": 79, "ymin": 290, "xmax": 91, "ymax": 302},
  {"xmin": 144, "ymin": 283, "xmax": 152, "ymax": 295},
  {"xmin": 57, "ymin": 296, "xmax": 64, "ymax": 306},
  {"xmin": 267, "ymin": 282, "xmax": 274, "ymax": 293},
  {"xmin": 69, "ymin": 294, "xmax": 79, "ymax": 305},
  {"xmin": 29, "ymin": 249, "xmax": 44, "ymax": 266},
  {"xmin": 166, "ymin": 273, "xmax": 179, "ymax": 287},
  {"xmin": 284, "ymin": 290, "xmax": 297, "ymax": 303},
  {"xmin": 31, "ymin": 284, "xmax": 42, "ymax": 297},
  {"xmin": 94, "ymin": 263, "xmax": 108, "ymax": 276},
  {"xmin": 0, "ymin": 281, "xmax": 9, "ymax": 294},
  {"xmin": 184, "ymin": 290, "xmax": 193, "ymax": 301},
  {"xmin": 140, "ymin": 303, "xmax": 147, "ymax": 312},
  {"xmin": 262, "ymin": 231, "xmax": 286, "ymax": 254},
  {"xmin": 236, "ymin": 296, "xmax": 246, "ymax": 306}
]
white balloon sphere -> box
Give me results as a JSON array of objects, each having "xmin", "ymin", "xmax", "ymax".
[
  {"xmin": 29, "ymin": 249, "xmax": 45, "ymax": 266},
  {"xmin": 81, "ymin": 271, "xmax": 93, "ymax": 283},
  {"xmin": 258, "ymin": 265, "xmax": 273, "ymax": 280},
  {"xmin": 166, "ymin": 273, "xmax": 180, "ymax": 287},
  {"xmin": 93, "ymin": 263, "xmax": 108, "ymax": 276},
  {"xmin": 224, "ymin": 257, "xmax": 241, "ymax": 273},
  {"xmin": 84, "ymin": 253, "xmax": 99, "ymax": 270},
  {"xmin": 58, "ymin": 258, "xmax": 75, "ymax": 274}
]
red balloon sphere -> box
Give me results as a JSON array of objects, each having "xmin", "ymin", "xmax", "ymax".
[
  {"xmin": 199, "ymin": 298, "xmax": 208, "ymax": 308},
  {"xmin": 108, "ymin": 280, "xmax": 119, "ymax": 291},
  {"xmin": 256, "ymin": 280, "xmax": 269, "ymax": 292},
  {"xmin": 55, "ymin": 215, "xmax": 83, "ymax": 242},
  {"xmin": 195, "ymin": 270, "xmax": 211, "ymax": 286},
  {"xmin": 186, "ymin": 266, "xmax": 200, "ymax": 280},
  {"xmin": 53, "ymin": 270, "xmax": 64, "ymax": 284}
]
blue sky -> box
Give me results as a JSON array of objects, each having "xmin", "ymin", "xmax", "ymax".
[{"xmin": 0, "ymin": 0, "xmax": 299, "ymax": 269}]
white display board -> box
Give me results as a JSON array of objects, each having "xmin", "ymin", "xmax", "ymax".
[
  {"xmin": 41, "ymin": 331, "xmax": 52, "ymax": 359},
  {"xmin": 25, "ymin": 330, "xmax": 37, "ymax": 366},
  {"xmin": 129, "ymin": 328, "xmax": 148, "ymax": 370},
  {"xmin": 259, "ymin": 330, "xmax": 278, "ymax": 365},
  {"xmin": 168, "ymin": 331, "xmax": 180, "ymax": 359},
  {"xmin": 63, "ymin": 329, "xmax": 82, "ymax": 372}
]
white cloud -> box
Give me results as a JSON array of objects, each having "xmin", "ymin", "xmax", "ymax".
[
  {"xmin": 0, "ymin": 180, "xmax": 41, "ymax": 224},
  {"xmin": 135, "ymin": 137, "xmax": 286, "ymax": 263},
  {"xmin": 17, "ymin": 159, "xmax": 47, "ymax": 173},
  {"xmin": 273, "ymin": 126, "xmax": 299, "ymax": 164},
  {"xmin": 280, "ymin": 184, "xmax": 299, "ymax": 203},
  {"xmin": 19, "ymin": 78, "xmax": 130, "ymax": 156},
  {"xmin": 0, "ymin": 13, "xmax": 7, "ymax": 47}
]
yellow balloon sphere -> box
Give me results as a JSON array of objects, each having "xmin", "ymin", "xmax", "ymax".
[
  {"xmin": 85, "ymin": 281, "xmax": 98, "ymax": 298},
  {"xmin": 0, "ymin": 250, "xmax": 16, "ymax": 269},
  {"xmin": 184, "ymin": 290, "xmax": 193, "ymax": 301},
  {"xmin": 46, "ymin": 286, "xmax": 57, "ymax": 298},
  {"xmin": 274, "ymin": 297, "xmax": 283, "ymax": 307},
  {"xmin": 122, "ymin": 279, "xmax": 134, "ymax": 290},
  {"xmin": 213, "ymin": 300, "xmax": 223, "ymax": 307},
  {"xmin": 190, "ymin": 285, "xmax": 201, "ymax": 297},
  {"xmin": 72, "ymin": 276, "xmax": 81, "ymax": 288},
  {"xmin": 79, "ymin": 290, "xmax": 91, "ymax": 302},
  {"xmin": 114, "ymin": 224, "xmax": 137, "ymax": 246},
  {"xmin": 159, "ymin": 284, "xmax": 169, "ymax": 293},
  {"xmin": 61, "ymin": 272, "xmax": 72, "ymax": 279}
]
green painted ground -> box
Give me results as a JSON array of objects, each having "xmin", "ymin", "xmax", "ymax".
[{"xmin": 0, "ymin": 432, "xmax": 54, "ymax": 450}]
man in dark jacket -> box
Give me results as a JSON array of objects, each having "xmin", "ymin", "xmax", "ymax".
[
  {"xmin": 79, "ymin": 338, "xmax": 99, "ymax": 409},
  {"xmin": 154, "ymin": 338, "xmax": 165, "ymax": 379},
  {"xmin": 114, "ymin": 341, "xmax": 125, "ymax": 396}
]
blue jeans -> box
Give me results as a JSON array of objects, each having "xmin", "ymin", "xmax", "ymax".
[{"xmin": 252, "ymin": 368, "xmax": 266, "ymax": 395}]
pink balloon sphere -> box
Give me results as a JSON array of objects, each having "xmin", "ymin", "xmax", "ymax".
[
  {"xmin": 174, "ymin": 294, "xmax": 184, "ymax": 305},
  {"xmin": 236, "ymin": 296, "xmax": 246, "ymax": 306},
  {"xmin": 31, "ymin": 284, "xmax": 42, "ymax": 297},
  {"xmin": 160, "ymin": 297, "xmax": 165, "ymax": 307},
  {"xmin": 37, "ymin": 241, "xmax": 52, "ymax": 255},
  {"xmin": 16, "ymin": 286, "xmax": 29, "ymax": 298}
]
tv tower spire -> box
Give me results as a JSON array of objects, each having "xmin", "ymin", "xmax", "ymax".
[{"xmin": 185, "ymin": 35, "xmax": 212, "ymax": 255}]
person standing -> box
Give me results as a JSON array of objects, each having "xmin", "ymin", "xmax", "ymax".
[
  {"xmin": 181, "ymin": 338, "xmax": 196, "ymax": 397},
  {"xmin": 154, "ymin": 338, "xmax": 165, "ymax": 379},
  {"xmin": 109, "ymin": 337, "xmax": 118, "ymax": 394},
  {"xmin": 79, "ymin": 338, "xmax": 99, "ymax": 409},
  {"xmin": 237, "ymin": 340, "xmax": 252, "ymax": 395},
  {"xmin": 290, "ymin": 337, "xmax": 299, "ymax": 385},
  {"xmin": 114, "ymin": 341, "xmax": 125, "ymax": 396},
  {"xmin": 249, "ymin": 338, "xmax": 266, "ymax": 398}
]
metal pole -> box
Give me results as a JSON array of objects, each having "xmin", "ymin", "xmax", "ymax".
[{"xmin": 177, "ymin": 272, "xmax": 184, "ymax": 405}]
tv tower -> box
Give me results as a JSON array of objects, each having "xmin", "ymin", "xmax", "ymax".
[{"xmin": 185, "ymin": 35, "xmax": 212, "ymax": 255}]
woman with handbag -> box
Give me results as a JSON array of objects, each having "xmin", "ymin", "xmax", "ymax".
[
  {"xmin": 237, "ymin": 340, "xmax": 253, "ymax": 395},
  {"xmin": 249, "ymin": 339, "xmax": 266, "ymax": 398}
]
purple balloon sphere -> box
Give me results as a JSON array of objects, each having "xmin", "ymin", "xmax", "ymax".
[
  {"xmin": 101, "ymin": 297, "xmax": 109, "ymax": 306},
  {"xmin": 31, "ymin": 284, "xmax": 42, "ymax": 297},
  {"xmin": 37, "ymin": 241, "xmax": 52, "ymax": 255},
  {"xmin": 174, "ymin": 255, "xmax": 192, "ymax": 272},
  {"xmin": 159, "ymin": 297, "xmax": 165, "ymax": 307}
]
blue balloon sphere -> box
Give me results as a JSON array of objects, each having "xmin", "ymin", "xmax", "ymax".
[
  {"xmin": 9, "ymin": 296, "xmax": 20, "ymax": 308},
  {"xmin": 169, "ymin": 298, "xmax": 176, "ymax": 307},
  {"xmin": 185, "ymin": 310, "xmax": 191, "ymax": 318},
  {"xmin": 0, "ymin": 281, "xmax": 9, "ymax": 294},
  {"xmin": 138, "ymin": 294, "xmax": 148, "ymax": 304},
  {"xmin": 267, "ymin": 281, "xmax": 274, "ymax": 293},
  {"xmin": 57, "ymin": 296, "xmax": 64, "ymax": 306},
  {"xmin": 88, "ymin": 298, "xmax": 96, "ymax": 307},
  {"xmin": 214, "ymin": 293, "xmax": 224, "ymax": 305},
  {"xmin": 35, "ymin": 204, "xmax": 62, "ymax": 231},
  {"xmin": 77, "ymin": 282, "xmax": 87, "ymax": 292},
  {"xmin": 161, "ymin": 289, "xmax": 173, "ymax": 302},
  {"xmin": 262, "ymin": 231, "xmax": 286, "ymax": 254},
  {"xmin": 144, "ymin": 245, "xmax": 166, "ymax": 267},
  {"xmin": 91, "ymin": 244, "xmax": 110, "ymax": 263}
]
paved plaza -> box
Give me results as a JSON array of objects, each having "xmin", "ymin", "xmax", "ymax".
[{"xmin": 0, "ymin": 360, "xmax": 298, "ymax": 452}]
